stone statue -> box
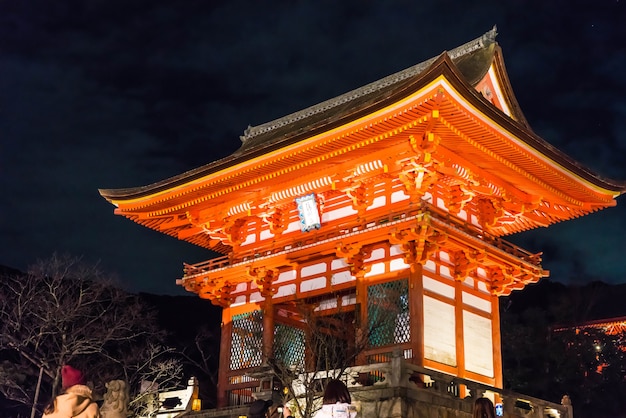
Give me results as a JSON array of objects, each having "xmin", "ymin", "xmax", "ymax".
[{"xmin": 100, "ymin": 380, "xmax": 130, "ymax": 418}]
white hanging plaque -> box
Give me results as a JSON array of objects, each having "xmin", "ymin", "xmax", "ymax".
[{"xmin": 296, "ymin": 193, "xmax": 321, "ymax": 232}]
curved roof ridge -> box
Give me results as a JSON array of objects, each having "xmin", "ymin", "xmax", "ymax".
[{"xmin": 240, "ymin": 26, "xmax": 498, "ymax": 143}]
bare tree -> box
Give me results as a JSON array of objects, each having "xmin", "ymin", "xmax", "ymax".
[
  {"xmin": 0, "ymin": 254, "xmax": 184, "ymax": 415},
  {"xmin": 176, "ymin": 325, "xmax": 219, "ymax": 409},
  {"xmin": 257, "ymin": 287, "xmax": 407, "ymax": 418},
  {"xmin": 271, "ymin": 301, "xmax": 355, "ymax": 418},
  {"xmin": 128, "ymin": 354, "xmax": 184, "ymax": 417}
]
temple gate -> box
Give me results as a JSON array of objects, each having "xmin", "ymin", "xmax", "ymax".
[{"xmin": 100, "ymin": 28, "xmax": 626, "ymax": 410}]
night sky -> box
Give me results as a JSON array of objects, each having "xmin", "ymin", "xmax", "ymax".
[{"xmin": 2, "ymin": 0, "xmax": 625, "ymax": 295}]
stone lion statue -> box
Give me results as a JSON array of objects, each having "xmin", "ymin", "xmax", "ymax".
[{"xmin": 100, "ymin": 380, "xmax": 130, "ymax": 418}]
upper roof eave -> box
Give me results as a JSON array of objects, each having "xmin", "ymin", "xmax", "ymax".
[
  {"xmin": 237, "ymin": 27, "xmax": 499, "ymax": 150},
  {"xmin": 100, "ymin": 28, "xmax": 499, "ymax": 202},
  {"xmin": 99, "ymin": 27, "xmax": 626, "ymax": 204},
  {"xmin": 453, "ymin": 71, "xmax": 626, "ymax": 196}
]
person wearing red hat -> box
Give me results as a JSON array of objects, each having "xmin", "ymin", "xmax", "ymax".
[{"xmin": 43, "ymin": 365, "xmax": 100, "ymax": 418}]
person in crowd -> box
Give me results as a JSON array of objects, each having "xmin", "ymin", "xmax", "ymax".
[
  {"xmin": 248, "ymin": 399, "xmax": 273, "ymax": 418},
  {"xmin": 473, "ymin": 397, "xmax": 496, "ymax": 418},
  {"xmin": 282, "ymin": 405, "xmax": 293, "ymax": 418},
  {"xmin": 43, "ymin": 365, "xmax": 100, "ymax": 418},
  {"xmin": 313, "ymin": 379, "xmax": 357, "ymax": 418},
  {"xmin": 248, "ymin": 398, "xmax": 294, "ymax": 418}
]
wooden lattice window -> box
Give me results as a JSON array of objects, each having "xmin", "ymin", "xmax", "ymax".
[
  {"xmin": 274, "ymin": 323, "xmax": 306, "ymax": 371},
  {"xmin": 230, "ymin": 310, "xmax": 263, "ymax": 370},
  {"xmin": 367, "ymin": 278, "xmax": 410, "ymax": 347}
]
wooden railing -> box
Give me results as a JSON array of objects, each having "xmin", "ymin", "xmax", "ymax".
[
  {"xmin": 288, "ymin": 351, "xmax": 571, "ymax": 418},
  {"xmin": 190, "ymin": 352, "xmax": 571, "ymax": 418}
]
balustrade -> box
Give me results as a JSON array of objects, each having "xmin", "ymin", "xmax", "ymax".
[{"xmin": 284, "ymin": 351, "xmax": 570, "ymax": 418}]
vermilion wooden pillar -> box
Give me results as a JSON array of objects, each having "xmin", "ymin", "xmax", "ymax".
[
  {"xmin": 491, "ymin": 295, "xmax": 503, "ymax": 388},
  {"xmin": 217, "ymin": 307, "xmax": 232, "ymax": 408},
  {"xmin": 409, "ymin": 263, "xmax": 424, "ymax": 366},
  {"xmin": 262, "ymin": 297, "xmax": 274, "ymax": 363}
]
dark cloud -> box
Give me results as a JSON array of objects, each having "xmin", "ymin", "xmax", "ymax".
[{"xmin": 1, "ymin": 0, "xmax": 625, "ymax": 294}]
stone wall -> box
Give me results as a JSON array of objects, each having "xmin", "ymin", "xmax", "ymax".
[{"xmin": 187, "ymin": 352, "xmax": 571, "ymax": 418}]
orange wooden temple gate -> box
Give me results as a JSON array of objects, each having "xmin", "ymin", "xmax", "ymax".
[{"xmin": 100, "ymin": 28, "xmax": 626, "ymax": 408}]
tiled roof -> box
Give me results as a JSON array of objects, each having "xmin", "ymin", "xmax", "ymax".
[
  {"xmin": 237, "ymin": 27, "xmax": 498, "ymax": 152},
  {"xmin": 99, "ymin": 27, "xmax": 626, "ymax": 202},
  {"xmin": 100, "ymin": 28, "xmax": 500, "ymax": 201}
]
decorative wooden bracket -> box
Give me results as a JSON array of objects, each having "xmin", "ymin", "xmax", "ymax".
[
  {"xmin": 486, "ymin": 265, "xmax": 542, "ymax": 296},
  {"xmin": 194, "ymin": 277, "xmax": 235, "ymax": 307},
  {"xmin": 476, "ymin": 197, "xmax": 504, "ymax": 229},
  {"xmin": 451, "ymin": 249, "xmax": 485, "ymax": 281},
  {"xmin": 336, "ymin": 243, "xmax": 372, "ymax": 278},
  {"xmin": 446, "ymin": 184, "xmax": 475, "ymax": 215},
  {"xmin": 185, "ymin": 211, "xmax": 229, "ymax": 248},
  {"xmin": 486, "ymin": 266, "xmax": 509, "ymax": 295},
  {"xmin": 186, "ymin": 210, "xmax": 207, "ymax": 231},
  {"xmin": 194, "ymin": 216, "xmax": 248, "ymax": 249},
  {"xmin": 398, "ymin": 157, "xmax": 439, "ymax": 200},
  {"xmin": 223, "ymin": 218, "xmax": 247, "ymax": 247},
  {"xmin": 389, "ymin": 222, "xmax": 447, "ymax": 270},
  {"xmin": 247, "ymin": 266, "xmax": 279, "ymax": 298},
  {"xmin": 345, "ymin": 182, "xmax": 371, "ymax": 214},
  {"xmin": 498, "ymin": 193, "xmax": 542, "ymax": 226},
  {"xmin": 389, "ymin": 225, "xmax": 424, "ymax": 271},
  {"xmin": 418, "ymin": 229, "xmax": 447, "ymax": 265},
  {"xmin": 261, "ymin": 206, "xmax": 287, "ymax": 235},
  {"xmin": 409, "ymin": 131, "xmax": 440, "ymax": 158}
]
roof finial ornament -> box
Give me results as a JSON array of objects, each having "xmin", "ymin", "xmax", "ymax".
[
  {"xmin": 240, "ymin": 125, "xmax": 253, "ymax": 143},
  {"xmin": 486, "ymin": 24, "xmax": 498, "ymax": 42}
]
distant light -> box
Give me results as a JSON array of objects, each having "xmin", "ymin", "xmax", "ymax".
[{"xmin": 192, "ymin": 398, "xmax": 201, "ymax": 411}]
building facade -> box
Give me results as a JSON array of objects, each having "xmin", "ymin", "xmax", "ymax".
[{"xmin": 100, "ymin": 28, "xmax": 626, "ymax": 414}]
